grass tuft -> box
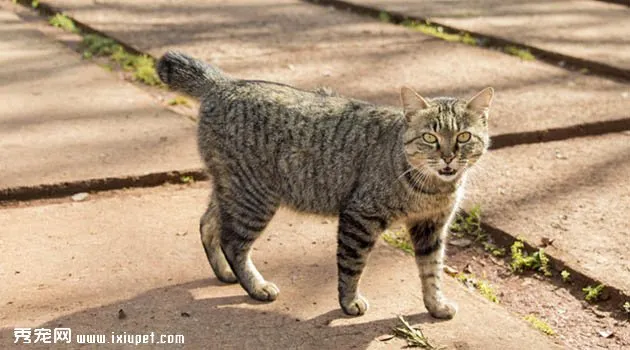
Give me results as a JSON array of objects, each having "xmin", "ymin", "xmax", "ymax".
[
  {"xmin": 49, "ymin": 13, "xmax": 78, "ymax": 33},
  {"xmin": 455, "ymin": 273, "xmax": 500, "ymax": 304},
  {"xmin": 582, "ymin": 284, "xmax": 605, "ymax": 303},
  {"xmin": 393, "ymin": 316, "xmax": 444, "ymax": 349},
  {"xmin": 378, "ymin": 11, "xmax": 391, "ymax": 23},
  {"xmin": 402, "ymin": 20, "xmax": 477, "ymax": 46},
  {"xmin": 524, "ymin": 314, "xmax": 555, "ymax": 335}
]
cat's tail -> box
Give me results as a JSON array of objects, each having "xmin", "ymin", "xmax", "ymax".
[{"xmin": 157, "ymin": 51, "xmax": 231, "ymax": 99}]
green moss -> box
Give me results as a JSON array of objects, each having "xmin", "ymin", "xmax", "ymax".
[
  {"xmin": 510, "ymin": 240, "xmax": 552, "ymax": 276},
  {"xmin": 504, "ymin": 46, "xmax": 535, "ymax": 61},
  {"xmin": 401, "ymin": 20, "xmax": 477, "ymax": 46},
  {"xmin": 382, "ymin": 229, "xmax": 413, "ymax": 255},
  {"xmin": 168, "ymin": 96, "xmax": 191, "ymax": 106},
  {"xmin": 49, "ymin": 13, "xmax": 78, "ymax": 33},
  {"xmin": 582, "ymin": 284, "xmax": 605, "ymax": 303},
  {"xmin": 80, "ymin": 35, "xmax": 161, "ymax": 87},
  {"xmin": 560, "ymin": 270, "xmax": 571, "ymax": 283},
  {"xmin": 524, "ymin": 314, "xmax": 555, "ymax": 336}
]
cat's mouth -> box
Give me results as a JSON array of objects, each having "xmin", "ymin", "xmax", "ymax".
[{"xmin": 438, "ymin": 167, "xmax": 456, "ymax": 176}]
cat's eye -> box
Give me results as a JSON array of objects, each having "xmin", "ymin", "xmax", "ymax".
[
  {"xmin": 422, "ymin": 133, "xmax": 438, "ymax": 143},
  {"xmin": 456, "ymin": 132, "xmax": 471, "ymax": 143}
]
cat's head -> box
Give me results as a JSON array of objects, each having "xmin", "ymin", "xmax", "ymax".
[{"xmin": 400, "ymin": 87, "xmax": 493, "ymax": 182}]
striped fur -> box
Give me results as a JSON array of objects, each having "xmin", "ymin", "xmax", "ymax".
[{"xmin": 158, "ymin": 51, "xmax": 492, "ymax": 318}]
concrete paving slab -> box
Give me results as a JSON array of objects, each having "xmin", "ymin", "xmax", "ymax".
[
  {"xmin": 342, "ymin": 0, "xmax": 630, "ymax": 71},
  {"xmin": 0, "ymin": 184, "xmax": 561, "ymax": 349},
  {"xmin": 0, "ymin": 9, "xmax": 200, "ymax": 191},
  {"xmin": 466, "ymin": 132, "xmax": 630, "ymax": 294},
  {"xmin": 44, "ymin": 0, "xmax": 630, "ymax": 138}
]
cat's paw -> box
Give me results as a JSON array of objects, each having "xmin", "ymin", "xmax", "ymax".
[
  {"xmin": 425, "ymin": 299, "xmax": 457, "ymax": 319},
  {"xmin": 341, "ymin": 295, "xmax": 369, "ymax": 316},
  {"xmin": 249, "ymin": 282, "xmax": 280, "ymax": 302}
]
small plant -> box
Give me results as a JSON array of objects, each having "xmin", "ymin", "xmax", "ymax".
[
  {"xmin": 450, "ymin": 205, "xmax": 485, "ymax": 240},
  {"xmin": 582, "ymin": 284, "xmax": 605, "ymax": 303},
  {"xmin": 393, "ymin": 315, "xmax": 443, "ymax": 349},
  {"xmin": 168, "ymin": 96, "xmax": 190, "ymax": 107},
  {"xmin": 510, "ymin": 240, "xmax": 552, "ymax": 276},
  {"xmin": 382, "ymin": 229, "xmax": 413, "ymax": 255},
  {"xmin": 504, "ymin": 46, "xmax": 535, "ymax": 61},
  {"xmin": 561, "ymin": 270, "xmax": 571, "ymax": 283},
  {"xmin": 482, "ymin": 241, "xmax": 506, "ymax": 257},
  {"xmin": 623, "ymin": 301, "xmax": 630, "ymax": 314},
  {"xmin": 31, "ymin": 0, "xmax": 39, "ymax": 8},
  {"xmin": 455, "ymin": 273, "xmax": 499, "ymax": 304},
  {"xmin": 524, "ymin": 314, "xmax": 555, "ymax": 336},
  {"xmin": 132, "ymin": 55, "xmax": 161, "ymax": 86},
  {"xmin": 49, "ymin": 13, "xmax": 78, "ymax": 33}
]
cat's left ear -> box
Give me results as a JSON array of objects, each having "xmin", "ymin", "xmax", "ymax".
[{"xmin": 466, "ymin": 87, "xmax": 494, "ymax": 119}]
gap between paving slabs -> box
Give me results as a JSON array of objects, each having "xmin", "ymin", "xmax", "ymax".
[
  {"xmin": 303, "ymin": 0, "xmax": 630, "ymax": 83},
  {"xmin": 9, "ymin": 0, "xmax": 630, "ymax": 319}
]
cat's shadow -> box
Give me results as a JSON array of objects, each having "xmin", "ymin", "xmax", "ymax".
[{"xmin": 2, "ymin": 278, "xmax": 444, "ymax": 349}]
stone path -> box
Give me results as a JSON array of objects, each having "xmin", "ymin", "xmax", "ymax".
[
  {"xmin": 1, "ymin": 0, "xmax": 629, "ymax": 348},
  {"xmin": 340, "ymin": 0, "xmax": 630, "ymax": 71}
]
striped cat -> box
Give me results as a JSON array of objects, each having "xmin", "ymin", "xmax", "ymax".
[{"xmin": 157, "ymin": 52, "xmax": 493, "ymax": 318}]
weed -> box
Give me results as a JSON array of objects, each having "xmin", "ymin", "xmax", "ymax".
[
  {"xmin": 49, "ymin": 13, "xmax": 78, "ymax": 33},
  {"xmin": 31, "ymin": 0, "xmax": 39, "ymax": 8},
  {"xmin": 382, "ymin": 229, "xmax": 413, "ymax": 255},
  {"xmin": 510, "ymin": 240, "xmax": 552, "ymax": 276},
  {"xmin": 561, "ymin": 270, "xmax": 571, "ymax": 283},
  {"xmin": 524, "ymin": 314, "xmax": 555, "ymax": 336},
  {"xmin": 455, "ymin": 273, "xmax": 499, "ymax": 303},
  {"xmin": 393, "ymin": 315, "xmax": 443, "ymax": 349},
  {"xmin": 450, "ymin": 205, "xmax": 485, "ymax": 240},
  {"xmin": 378, "ymin": 11, "xmax": 391, "ymax": 23},
  {"xmin": 582, "ymin": 284, "xmax": 605, "ymax": 303},
  {"xmin": 623, "ymin": 301, "xmax": 630, "ymax": 314},
  {"xmin": 180, "ymin": 175, "xmax": 194, "ymax": 184},
  {"xmin": 504, "ymin": 46, "xmax": 535, "ymax": 61},
  {"xmin": 132, "ymin": 55, "xmax": 161, "ymax": 86},
  {"xmin": 168, "ymin": 96, "xmax": 191, "ymax": 107}
]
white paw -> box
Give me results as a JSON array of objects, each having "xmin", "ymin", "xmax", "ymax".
[
  {"xmin": 426, "ymin": 299, "xmax": 457, "ymax": 319},
  {"xmin": 249, "ymin": 282, "xmax": 280, "ymax": 302},
  {"xmin": 341, "ymin": 295, "xmax": 369, "ymax": 316}
]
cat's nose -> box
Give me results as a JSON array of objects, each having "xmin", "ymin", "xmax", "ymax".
[{"xmin": 442, "ymin": 154, "xmax": 455, "ymax": 164}]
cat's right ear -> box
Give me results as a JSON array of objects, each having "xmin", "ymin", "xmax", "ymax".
[{"xmin": 400, "ymin": 86, "xmax": 430, "ymax": 122}]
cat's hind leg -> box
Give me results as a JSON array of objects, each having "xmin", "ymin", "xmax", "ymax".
[
  {"xmin": 200, "ymin": 192, "xmax": 238, "ymax": 283},
  {"xmin": 218, "ymin": 189, "xmax": 280, "ymax": 302},
  {"xmin": 409, "ymin": 220, "xmax": 457, "ymax": 319}
]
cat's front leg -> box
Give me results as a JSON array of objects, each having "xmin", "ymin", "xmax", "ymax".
[
  {"xmin": 336, "ymin": 210, "xmax": 386, "ymax": 316},
  {"xmin": 409, "ymin": 219, "xmax": 457, "ymax": 319}
]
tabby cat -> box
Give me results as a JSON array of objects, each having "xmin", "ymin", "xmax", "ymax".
[{"xmin": 157, "ymin": 51, "xmax": 493, "ymax": 319}]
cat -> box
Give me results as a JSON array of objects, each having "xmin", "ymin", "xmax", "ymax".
[{"xmin": 156, "ymin": 51, "xmax": 493, "ymax": 319}]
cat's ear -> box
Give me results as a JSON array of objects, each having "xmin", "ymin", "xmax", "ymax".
[
  {"xmin": 466, "ymin": 87, "xmax": 494, "ymax": 117},
  {"xmin": 400, "ymin": 86, "xmax": 430, "ymax": 121}
]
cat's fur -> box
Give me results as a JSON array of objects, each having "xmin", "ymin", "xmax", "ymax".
[{"xmin": 157, "ymin": 51, "xmax": 493, "ymax": 318}]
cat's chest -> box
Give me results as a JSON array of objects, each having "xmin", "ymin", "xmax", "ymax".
[{"xmin": 395, "ymin": 191, "xmax": 460, "ymax": 224}]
